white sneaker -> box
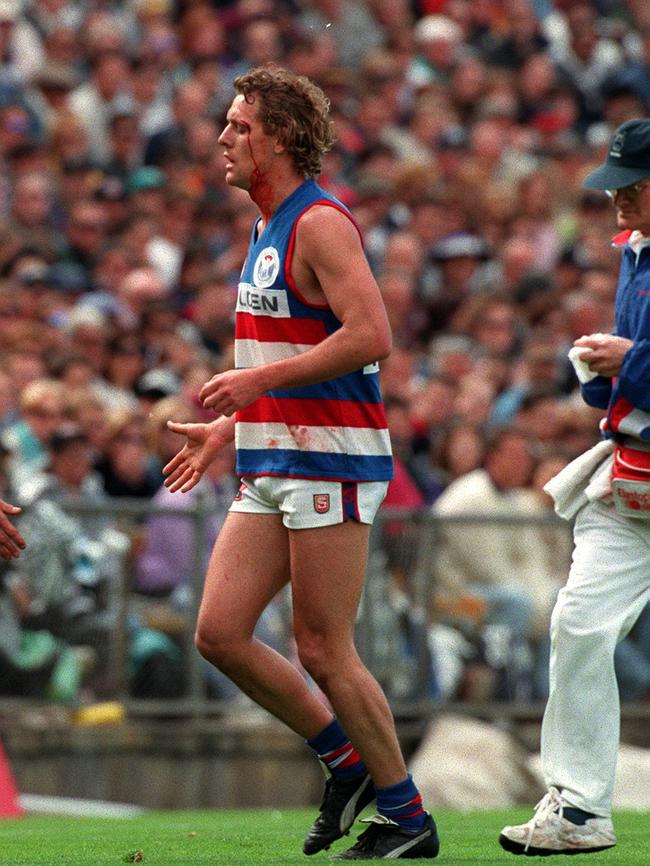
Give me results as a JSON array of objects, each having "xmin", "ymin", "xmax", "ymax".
[{"xmin": 499, "ymin": 787, "xmax": 617, "ymax": 856}]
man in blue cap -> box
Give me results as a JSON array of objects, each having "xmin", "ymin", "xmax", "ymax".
[{"xmin": 499, "ymin": 118, "xmax": 650, "ymax": 856}]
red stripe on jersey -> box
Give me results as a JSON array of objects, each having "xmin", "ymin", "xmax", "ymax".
[
  {"xmin": 236, "ymin": 311, "xmax": 328, "ymax": 344},
  {"xmin": 609, "ymin": 396, "xmax": 635, "ymax": 432},
  {"xmin": 238, "ymin": 396, "xmax": 388, "ymax": 429}
]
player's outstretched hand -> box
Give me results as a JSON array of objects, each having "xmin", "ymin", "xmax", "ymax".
[
  {"xmin": 0, "ymin": 499, "xmax": 26, "ymax": 560},
  {"xmin": 163, "ymin": 420, "xmax": 228, "ymax": 493}
]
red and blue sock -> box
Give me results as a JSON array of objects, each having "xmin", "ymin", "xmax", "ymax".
[
  {"xmin": 376, "ymin": 773, "xmax": 426, "ymax": 832},
  {"xmin": 307, "ymin": 718, "xmax": 367, "ymax": 781}
]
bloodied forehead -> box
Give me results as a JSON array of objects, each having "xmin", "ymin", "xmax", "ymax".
[{"xmin": 226, "ymin": 93, "xmax": 260, "ymax": 127}]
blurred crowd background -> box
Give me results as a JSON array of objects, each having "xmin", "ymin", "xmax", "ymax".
[{"xmin": 2, "ymin": 0, "xmax": 650, "ymax": 712}]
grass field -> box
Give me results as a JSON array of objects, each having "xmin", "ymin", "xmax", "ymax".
[{"xmin": 0, "ymin": 807, "xmax": 648, "ymax": 865}]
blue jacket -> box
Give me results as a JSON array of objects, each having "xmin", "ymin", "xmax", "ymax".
[{"xmin": 582, "ymin": 232, "xmax": 650, "ymax": 442}]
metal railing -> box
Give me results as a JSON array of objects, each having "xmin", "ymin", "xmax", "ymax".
[{"xmin": 1, "ymin": 498, "xmax": 611, "ymax": 720}]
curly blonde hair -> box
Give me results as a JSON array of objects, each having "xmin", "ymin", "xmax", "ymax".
[{"xmin": 233, "ymin": 65, "xmax": 335, "ymax": 179}]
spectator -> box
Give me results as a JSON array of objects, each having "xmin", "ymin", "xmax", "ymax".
[
  {"xmin": 0, "ymin": 172, "xmax": 62, "ymax": 260},
  {"xmin": 490, "ymin": 330, "xmax": 569, "ymax": 425},
  {"xmin": 28, "ymin": 59, "xmax": 80, "ymax": 133},
  {"xmin": 407, "ymin": 14, "xmax": 463, "ymax": 88},
  {"xmin": 452, "ymin": 292, "xmax": 524, "ymax": 360},
  {"xmin": 112, "ymin": 265, "xmax": 168, "ymax": 330},
  {"xmin": 412, "ymin": 420, "xmax": 486, "ymax": 505},
  {"xmin": 550, "ymin": 2, "xmax": 623, "ymax": 132},
  {"xmin": 0, "ymin": 0, "xmax": 44, "ymax": 83},
  {"xmin": 426, "ymin": 232, "xmax": 493, "ymax": 330},
  {"xmin": 18, "ymin": 421, "xmax": 123, "ymax": 549},
  {"xmin": 67, "ymin": 50, "xmax": 132, "ymax": 163},
  {"xmin": 297, "ymin": 0, "xmax": 384, "ymax": 70},
  {"xmin": 94, "ymin": 331, "xmax": 144, "ymax": 412},
  {"xmin": 48, "ymin": 108, "xmax": 91, "ymax": 171},
  {"xmin": 103, "ymin": 106, "xmax": 143, "ymax": 180},
  {"xmin": 432, "ymin": 427, "xmax": 549, "ymax": 700},
  {"xmin": 95, "ymin": 407, "xmax": 160, "ymax": 498},
  {"xmin": 382, "ymin": 395, "xmax": 426, "ymax": 514},
  {"xmin": 0, "ymin": 427, "xmax": 106, "ymax": 704},
  {"xmin": 62, "ymin": 197, "xmax": 109, "ymax": 282},
  {"xmin": 2, "ymin": 377, "xmax": 67, "ymax": 484},
  {"xmin": 481, "ymin": 0, "xmax": 549, "ymax": 70},
  {"xmin": 143, "ymin": 78, "xmax": 210, "ymax": 168}
]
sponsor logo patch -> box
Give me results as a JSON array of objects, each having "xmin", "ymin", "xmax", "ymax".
[
  {"xmin": 610, "ymin": 129, "xmax": 626, "ymax": 158},
  {"xmin": 313, "ymin": 493, "xmax": 330, "ymax": 514},
  {"xmin": 236, "ymin": 282, "xmax": 290, "ymax": 317},
  {"xmin": 253, "ymin": 246, "xmax": 280, "ymax": 288}
]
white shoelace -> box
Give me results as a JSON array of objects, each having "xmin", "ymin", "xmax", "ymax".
[{"xmin": 525, "ymin": 787, "xmax": 564, "ymax": 852}]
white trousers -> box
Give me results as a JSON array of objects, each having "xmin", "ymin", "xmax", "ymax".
[{"xmin": 541, "ymin": 499, "xmax": 650, "ymax": 816}]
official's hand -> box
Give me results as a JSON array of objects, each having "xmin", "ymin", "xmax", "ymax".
[
  {"xmin": 0, "ymin": 499, "xmax": 26, "ymax": 560},
  {"xmin": 199, "ymin": 368, "xmax": 264, "ymax": 415},
  {"xmin": 163, "ymin": 421, "xmax": 228, "ymax": 493},
  {"xmin": 573, "ymin": 334, "xmax": 633, "ymax": 378}
]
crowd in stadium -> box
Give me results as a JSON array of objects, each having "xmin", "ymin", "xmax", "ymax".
[{"xmin": 1, "ymin": 0, "xmax": 650, "ymax": 705}]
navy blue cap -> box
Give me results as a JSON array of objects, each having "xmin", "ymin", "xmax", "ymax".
[{"xmin": 583, "ymin": 119, "xmax": 650, "ymax": 190}]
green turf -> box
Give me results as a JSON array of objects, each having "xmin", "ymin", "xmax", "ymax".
[{"xmin": 0, "ymin": 807, "xmax": 647, "ymax": 865}]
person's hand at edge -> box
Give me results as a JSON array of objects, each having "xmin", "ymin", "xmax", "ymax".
[{"xmin": 0, "ymin": 499, "xmax": 26, "ymax": 559}]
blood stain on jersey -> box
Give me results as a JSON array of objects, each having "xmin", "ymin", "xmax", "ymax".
[{"xmin": 288, "ymin": 424, "xmax": 311, "ymax": 449}]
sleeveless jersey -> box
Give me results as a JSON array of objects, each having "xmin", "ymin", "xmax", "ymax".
[{"xmin": 234, "ymin": 179, "xmax": 394, "ymax": 482}]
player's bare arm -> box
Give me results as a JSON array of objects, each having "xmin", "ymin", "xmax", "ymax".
[
  {"xmin": 163, "ymin": 414, "xmax": 235, "ymax": 493},
  {"xmin": 200, "ymin": 207, "xmax": 391, "ymax": 415},
  {"xmin": 573, "ymin": 333, "xmax": 634, "ymax": 377},
  {"xmin": 0, "ymin": 499, "xmax": 25, "ymax": 559}
]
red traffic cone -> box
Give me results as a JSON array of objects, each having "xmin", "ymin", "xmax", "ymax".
[{"xmin": 0, "ymin": 740, "xmax": 22, "ymax": 818}]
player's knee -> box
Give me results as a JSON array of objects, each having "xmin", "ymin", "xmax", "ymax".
[
  {"xmin": 295, "ymin": 632, "xmax": 337, "ymax": 684},
  {"xmin": 195, "ymin": 625, "xmax": 237, "ymax": 669},
  {"xmin": 194, "ymin": 627, "xmax": 217, "ymax": 662}
]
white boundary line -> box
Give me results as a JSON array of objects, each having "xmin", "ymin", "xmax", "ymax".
[{"xmin": 19, "ymin": 794, "xmax": 146, "ymax": 818}]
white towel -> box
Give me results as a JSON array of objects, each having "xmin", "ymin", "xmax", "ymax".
[
  {"xmin": 568, "ymin": 333, "xmax": 612, "ymax": 383},
  {"xmin": 543, "ymin": 439, "xmax": 615, "ymax": 520},
  {"xmin": 568, "ymin": 346, "xmax": 599, "ymax": 383}
]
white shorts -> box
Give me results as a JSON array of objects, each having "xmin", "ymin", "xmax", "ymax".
[{"xmin": 229, "ymin": 475, "xmax": 389, "ymax": 529}]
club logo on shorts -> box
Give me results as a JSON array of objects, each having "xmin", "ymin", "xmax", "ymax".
[
  {"xmin": 253, "ymin": 246, "xmax": 280, "ymax": 288},
  {"xmin": 313, "ymin": 494, "xmax": 330, "ymax": 514}
]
